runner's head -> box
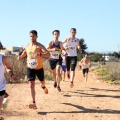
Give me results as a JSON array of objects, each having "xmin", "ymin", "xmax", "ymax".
[
  {"xmin": 85, "ymin": 53, "xmax": 89, "ymax": 58},
  {"xmin": 70, "ymin": 28, "xmax": 76, "ymax": 38},
  {"xmin": 52, "ymin": 30, "xmax": 60, "ymax": 40},
  {"xmin": 29, "ymin": 30, "xmax": 38, "ymax": 43}
]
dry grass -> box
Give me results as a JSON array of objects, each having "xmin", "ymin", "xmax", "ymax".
[
  {"xmin": 5, "ymin": 55, "xmax": 27, "ymax": 83},
  {"xmin": 106, "ymin": 62, "xmax": 120, "ymax": 81},
  {"xmin": 5, "ymin": 56, "xmax": 52, "ymax": 83},
  {"xmin": 96, "ymin": 62, "xmax": 120, "ymax": 84}
]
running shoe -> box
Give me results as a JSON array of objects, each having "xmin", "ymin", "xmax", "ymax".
[
  {"xmin": 57, "ymin": 87, "xmax": 61, "ymax": 92},
  {"xmin": 54, "ymin": 81, "xmax": 57, "ymax": 88},
  {"xmin": 43, "ymin": 87, "xmax": 48, "ymax": 94},
  {"xmin": 0, "ymin": 117, "xmax": 4, "ymax": 120}
]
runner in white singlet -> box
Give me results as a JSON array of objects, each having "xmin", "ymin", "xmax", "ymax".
[
  {"xmin": 63, "ymin": 28, "xmax": 82, "ymax": 88},
  {"xmin": 0, "ymin": 54, "xmax": 17, "ymax": 118}
]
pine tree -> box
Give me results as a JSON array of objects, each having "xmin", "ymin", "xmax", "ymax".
[{"xmin": 0, "ymin": 41, "xmax": 3, "ymax": 50}]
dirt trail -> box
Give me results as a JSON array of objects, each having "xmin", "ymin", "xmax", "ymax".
[{"xmin": 2, "ymin": 70, "xmax": 120, "ymax": 120}]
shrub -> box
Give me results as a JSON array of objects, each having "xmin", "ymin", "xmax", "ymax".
[
  {"xmin": 96, "ymin": 62, "xmax": 120, "ymax": 83},
  {"xmin": 5, "ymin": 55, "xmax": 27, "ymax": 83}
]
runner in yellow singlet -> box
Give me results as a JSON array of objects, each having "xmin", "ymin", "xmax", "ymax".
[{"xmin": 18, "ymin": 30, "xmax": 50, "ymax": 109}]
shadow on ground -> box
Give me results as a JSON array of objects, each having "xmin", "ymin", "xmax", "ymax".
[{"xmin": 38, "ymin": 103, "xmax": 120, "ymax": 115}]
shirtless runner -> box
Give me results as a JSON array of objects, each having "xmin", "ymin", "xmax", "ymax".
[{"xmin": 81, "ymin": 53, "xmax": 91, "ymax": 82}]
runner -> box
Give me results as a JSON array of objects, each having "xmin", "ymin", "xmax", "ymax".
[
  {"xmin": 47, "ymin": 30, "xmax": 65, "ymax": 92},
  {"xmin": 81, "ymin": 53, "xmax": 91, "ymax": 82},
  {"xmin": 18, "ymin": 30, "xmax": 50, "ymax": 109},
  {"xmin": 63, "ymin": 28, "xmax": 82, "ymax": 88},
  {"xmin": 0, "ymin": 54, "xmax": 17, "ymax": 119},
  {"xmin": 61, "ymin": 51, "xmax": 67, "ymax": 81}
]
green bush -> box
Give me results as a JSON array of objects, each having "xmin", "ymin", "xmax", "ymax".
[
  {"xmin": 97, "ymin": 67, "xmax": 108, "ymax": 76},
  {"xmin": 96, "ymin": 62, "xmax": 120, "ymax": 83}
]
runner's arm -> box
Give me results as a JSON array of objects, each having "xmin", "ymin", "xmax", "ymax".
[
  {"xmin": 77, "ymin": 39, "xmax": 82, "ymax": 54},
  {"xmin": 60, "ymin": 42, "xmax": 67, "ymax": 54},
  {"xmin": 47, "ymin": 41, "xmax": 56, "ymax": 52},
  {"xmin": 39, "ymin": 44, "xmax": 50, "ymax": 58},
  {"xmin": 62, "ymin": 38, "xmax": 67, "ymax": 44},
  {"xmin": 18, "ymin": 49, "xmax": 27, "ymax": 60},
  {"xmin": 4, "ymin": 56, "xmax": 17, "ymax": 82}
]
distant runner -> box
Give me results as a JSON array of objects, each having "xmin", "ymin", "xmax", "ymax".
[
  {"xmin": 47, "ymin": 30, "xmax": 65, "ymax": 92},
  {"xmin": 61, "ymin": 51, "xmax": 67, "ymax": 81},
  {"xmin": 18, "ymin": 30, "xmax": 50, "ymax": 109},
  {"xmin": 0, "ymin": 54, "xmax": 17, "ymax": 119},
  {"xmin": 63, "ymin": 28, "xmax": 82, "ymax": 88},
  {"xmin": 81, "ymin": 53, "xmax": 91, "ymax": 82}
]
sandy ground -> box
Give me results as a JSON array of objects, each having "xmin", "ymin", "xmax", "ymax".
[{"xmin": 1, "ymin": 69, "xmax": 120, "ymax": 120}]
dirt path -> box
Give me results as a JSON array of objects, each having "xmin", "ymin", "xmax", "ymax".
[{"xmin": 2, "ymin": 70, "xmax": 120, "ymax": 120}]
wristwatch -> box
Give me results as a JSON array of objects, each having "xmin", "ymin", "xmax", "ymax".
[{"xmin": 11, "ymin": 73, "xmax": 14, "ymax": 77}]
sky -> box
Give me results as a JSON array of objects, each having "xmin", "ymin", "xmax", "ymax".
[{"xmin": 0, "ymin": 0, "xmax": 120, "ymax": 52}]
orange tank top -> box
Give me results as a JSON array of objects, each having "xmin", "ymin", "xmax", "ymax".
[{"xmin": 26, "ymin": 45, "xmax": 43, "ymax": 70}]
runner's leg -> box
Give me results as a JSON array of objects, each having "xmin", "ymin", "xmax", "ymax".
[
  {"xmin": 56, "ymin": 65, "xmax": 61, "ymax": 88},
  {"xmin": 29, "ymin": 81, "xmax": 36, "ymax": 103},
  {"xmin": 36, "ymin": 68, "xmax": 48, "ymax": 94},
  {"xmin": 0, "ymin": 95, "xmax": 5, "ymax": 115},
  {"xmin": 66, "ymin": 56, "xmax": 70, "ymax": 79},
  {"xmin": 70, "ymin": 57, "xmax": 77, "ymax": 87},
  {"xmin": 49, "ymin": 60, "xmax": 57, "ymax": 87}
]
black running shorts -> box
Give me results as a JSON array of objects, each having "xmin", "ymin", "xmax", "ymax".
[
  {"xmin": 49, "ymin": 59, "xmax": 62, "ymax": 70},
  {"xmin": 66, "ymin": 56, "xmax": 77, "ymax": 71},
  {"xmin": 82, "ymin": 68, "xmax": 89, "ymax": 74},
  {"xmin": 0, "ymin": 90, "xmax": 5, "ymax": 96},
  {"xmin": 27, "ymin": 68, "xmax": 44, "ymax": 81}
]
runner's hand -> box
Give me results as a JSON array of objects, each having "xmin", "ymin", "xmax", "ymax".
[
  {"xmin": 17, "ymin": 56, "xmax": 21, "ymax": 60},
  {"xmin": 11, "ymin": 75, "xmax": 18, "ymax": 82},
  {"xmin": 65, "ymin": 47, "xmax": 69, "ymax": 50}
]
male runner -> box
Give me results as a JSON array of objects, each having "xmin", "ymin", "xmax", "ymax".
[
  {"xmin": 61, "ymin": 51, "xmax": 67, "ymax": 81},
  {"xmin": 81, "ymin": 53, "xmax": 91, "ymax": 82},
  {"xmin": 18, "ymin": 30, "xmax": 50, "ymax": 109},
  {"xmin": 0, "ymin": 54, "xmax": 17, "ymax": 118},
  {"xmin": 47, "ymin": 30, "xmax": 65, "ymax": 92},
  {"xmin": 63, "ymin": 28, "xmax": 81, "ymax": 88}
]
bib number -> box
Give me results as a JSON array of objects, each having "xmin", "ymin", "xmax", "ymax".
[
  {"xmin": 28, "ymin": 59, "xmax": 38, "ymax": 69},
  {"xmin": 68, "ymin": 46, "xmax": 76, "ymax": 53},
  {"xmin": 51, "ymin": 51, "xmax": 59, "ymax": 59},
  {"xmin": 84, "ymin": 64, "xmax": 90, "ymax": 69}
]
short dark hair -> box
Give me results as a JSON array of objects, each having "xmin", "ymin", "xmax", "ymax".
[
  {"xmin": 29, "ymin": 30, "xmax": 38, "ymax": 36},
  {"xmin": 52, "ymin": 30, "xmax": 60, "ymax": 35},
  {"xmin": 85, "ymin": 53, "xmax": 89, "ymax": 56},
  {"xmin": 70, "ymin": 28, "xmax": 76, "ymax": 32}
]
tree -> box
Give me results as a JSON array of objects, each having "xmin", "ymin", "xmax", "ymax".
[
  {"xmin": 77, "ymin": 38, "xmax": 88, "ymax": 61},
  {"xmin": 79, "ymin": 38, "xmax": 88, "ymax": 54},
  {"xmin": 0, "ymin": 41, "xmax": 3, "ymax": 50},
  {"xmin": 89, "ymin": 53, "xmax": 102, "ymax": 62}
]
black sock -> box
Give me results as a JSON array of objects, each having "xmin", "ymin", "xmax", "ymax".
[{"xmin": 42, "ymin": 86, "xmax": 46, "ymax": 89}]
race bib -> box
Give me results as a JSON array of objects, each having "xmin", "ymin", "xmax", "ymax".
[
  {"xmin": 28, "ymin": 59, "xmax": 38, "ymax": 69},
  {"xmin": 68, "ymin": 46, "xmax": 76, "ymax": 53},
  {"xmin": 84, "ymin": 64, "xmax": 90, "ymax": 68},
  {"xmin": 51, "ymin": 51, "xmax": 59, "ymax": 59}
]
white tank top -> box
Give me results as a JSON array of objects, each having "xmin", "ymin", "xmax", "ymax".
[
  {"xmin": 67, "ymin": 38, "xmax": 78, "ymax": 57},
  {"xmin": 62, "ymin": 56, "xmax": 66, "ymax": 65},
  {"xmin": 0, "ymin": 54, "xmax": 6, "ymax": 91}
]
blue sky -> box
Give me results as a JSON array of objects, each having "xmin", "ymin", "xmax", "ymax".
[{"xmin": 0, "ymin": 0, "xmax": 120, "ymax": 52}]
